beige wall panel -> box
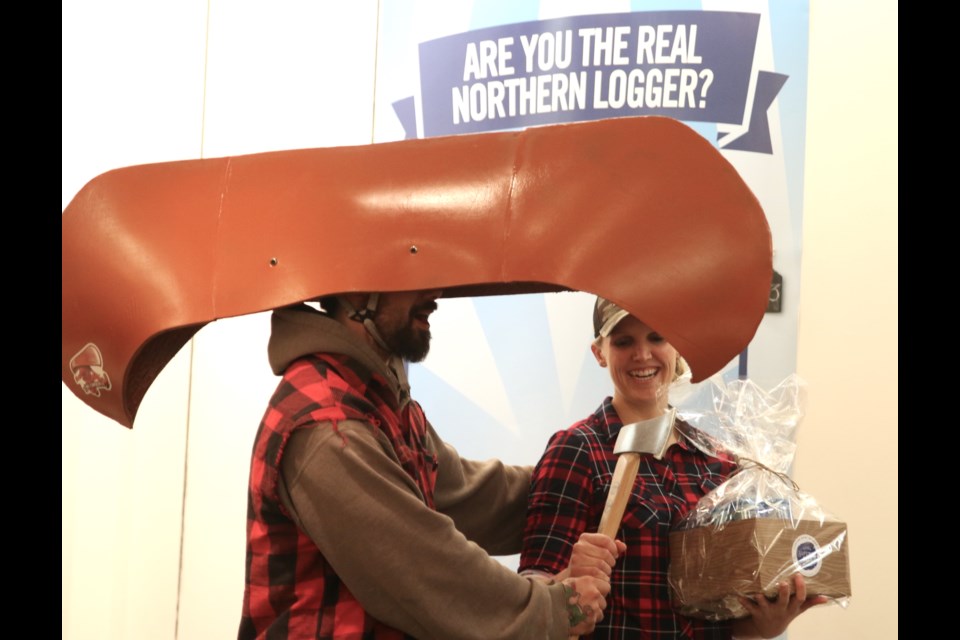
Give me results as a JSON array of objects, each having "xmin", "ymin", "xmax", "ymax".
[{"xmin": 792, "ymin": 1, "xmax": 898, "ymax": 639}]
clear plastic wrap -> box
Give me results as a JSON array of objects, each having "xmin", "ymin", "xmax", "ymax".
[{"xmin": 667, "ymin": 373, "xmax": 851, "ymax": 620}]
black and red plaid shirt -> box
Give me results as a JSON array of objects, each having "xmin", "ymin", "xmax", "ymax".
[
  {"xmin": 239, "ymin": 353, "xmax": 437, "ymax": 640},
  {"xmin": 520, "ymin": 398, "xmax": 737, "ymax": 639}
]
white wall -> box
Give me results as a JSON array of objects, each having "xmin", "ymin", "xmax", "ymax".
[
  {"xmin": 62, "ymin": 1, "xmax": 898, "ymax": 639},
  {"xmin": 62, "ymin": 2, "xmax": 206, "ymax": 638},
  {"xmin": 790, "ymin": 1, "xmax": 898, "ymax": 639},
  {"xmin": 62, "ymin": 3, "xmax": 379, "ymax": 639}
]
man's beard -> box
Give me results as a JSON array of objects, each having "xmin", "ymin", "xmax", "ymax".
[
  {"xmin": 383, "ymin": 323, "xmax": 431, "ymax": 362},
  {"xmin": 378, "ymin": 301, "xmax": 436, "ymax": 362}
]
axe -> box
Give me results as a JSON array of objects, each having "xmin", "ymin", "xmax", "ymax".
[
  {"xmin": 569, "ymin": 408, "xmax": 678, "ymax": 638},
  {"xmin": 597, "ymin": 407, "xmax": 678, "ymax": 538}
]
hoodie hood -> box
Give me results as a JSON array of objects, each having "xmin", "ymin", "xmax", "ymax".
[{"xmin": 269, "ymin": 304, "xmax": 411, "ymax": 406}]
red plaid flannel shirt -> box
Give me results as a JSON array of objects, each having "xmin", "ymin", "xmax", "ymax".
[{"xmin": 520, "ymin": 398, "xmax": 737, "ymax": 639}]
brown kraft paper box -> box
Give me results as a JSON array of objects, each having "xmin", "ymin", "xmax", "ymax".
[{"xmin": 668, "ymin": 518, "xmax": 851, "ymax": 620}]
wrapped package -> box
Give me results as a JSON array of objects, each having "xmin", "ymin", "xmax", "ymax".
[{"xmin": 667, "ymin": 374, "xmax": 851, "ymax": 620}]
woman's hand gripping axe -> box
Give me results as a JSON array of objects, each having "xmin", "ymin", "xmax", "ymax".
[{"xmin": 569, "ymin": 408, "xmax": 679, "ymax": 639}]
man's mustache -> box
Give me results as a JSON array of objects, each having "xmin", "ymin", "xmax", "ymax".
[{"xmin": 411, "ymin": 301, "xmax": 438, "ymax": 315}]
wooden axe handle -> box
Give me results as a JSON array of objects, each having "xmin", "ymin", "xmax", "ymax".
[{"xmin": 598, "ymin": 451, "xmax": 641, "ymax": 538}]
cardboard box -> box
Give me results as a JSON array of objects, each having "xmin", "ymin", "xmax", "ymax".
[{"xmin": 668, "ymin": 518, "xmax": 851, "ymax": 620}]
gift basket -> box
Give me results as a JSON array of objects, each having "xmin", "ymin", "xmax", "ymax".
[{"xmin": 667, "ymin": 373, "xmax": 851, "ymax": 620}]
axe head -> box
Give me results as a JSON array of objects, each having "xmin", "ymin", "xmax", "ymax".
[{"xmin": 613, "ymin": 408, "xmax": 677, "ymax": 459}]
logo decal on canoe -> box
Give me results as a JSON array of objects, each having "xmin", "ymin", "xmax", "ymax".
[{"xmin": 69, "ymin": 343, "xmax": 113, "ymax": 397}]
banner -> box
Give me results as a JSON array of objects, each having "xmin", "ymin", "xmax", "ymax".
[{"xmin": 413, "ymin": 11, "xmax": 774, "ymax": 148}]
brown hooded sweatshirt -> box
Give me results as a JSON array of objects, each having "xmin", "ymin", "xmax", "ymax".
[{"xmin": 268, "ymin": 304, "xmax": 574, "ymax": 639}]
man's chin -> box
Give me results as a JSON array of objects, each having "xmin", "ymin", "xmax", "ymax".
[
  {"xmin": 402, "ymin": 345, "xmax": 430, "ymax": 363},
  {"xmin": 389, "ymin": 329, "xmax": 431, "ymax": 362}
]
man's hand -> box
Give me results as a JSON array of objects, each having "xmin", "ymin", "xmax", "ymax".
[
  {"xmin": 562, "ymin": 575, "xmax": 610, "ymax": 637},
  {"xmin": 734, "ymin": 574, "xmax": 829, "ymax": 639}
]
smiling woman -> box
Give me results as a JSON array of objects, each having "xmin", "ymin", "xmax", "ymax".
[
  {"xmin": 590, "ymin": 298, "xmax": 682, "ymax": 424},
  {"xmin": 519, "ymin": 297, "xmax": 825, "ymax": 640}
]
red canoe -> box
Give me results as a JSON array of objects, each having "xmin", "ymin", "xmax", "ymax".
[{"xmin": 62, "ymin": 116, "xmax": 772, "ymax": 428}]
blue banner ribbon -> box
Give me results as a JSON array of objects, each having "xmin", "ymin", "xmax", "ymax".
[{"xmin": 396, "ymin": 11, "xmax": 783, "ymax": 154}]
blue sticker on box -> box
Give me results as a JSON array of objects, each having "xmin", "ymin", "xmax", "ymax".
[{"xmin": 792, "ymin": 534, "xmax": 821, "ymax": 577}]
